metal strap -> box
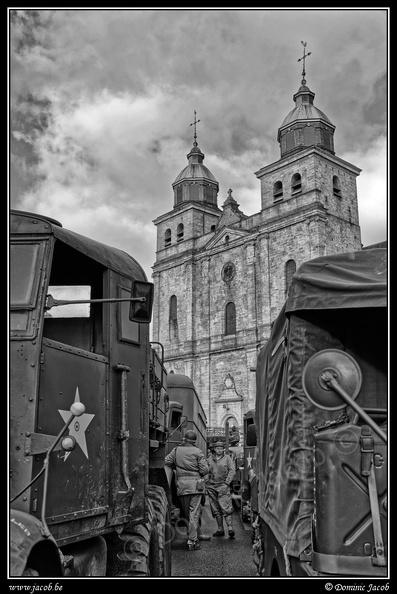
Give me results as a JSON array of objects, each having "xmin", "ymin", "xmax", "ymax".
[
  {"xmin": 367, "ymin": 458, "xmax": 386, "ymax": 567},
  {"xmin": 360, "ymin": 425, "xmax": 374, "ymax": 476}
]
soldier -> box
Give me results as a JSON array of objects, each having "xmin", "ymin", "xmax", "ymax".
[
  {"xmin": 165, "ymin": 430, "xmax": 210, "ymax": 551},
  {"xmin": 206, "ymin": 441, "xmax": 236, "ymax": 538}
]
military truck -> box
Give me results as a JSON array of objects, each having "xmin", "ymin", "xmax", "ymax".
[
  {"xmin": 9, "ymin": 210, "xmax": 172, "ymax": 577},
  {"xmin": 165, "ymin": 372, "xmax": 208, "ymax": 456},
  {"xmin": 251, "ymin": 249, "xmax": 388, "ymax": 577},
  {"xmin": 162, "ymin": 372, "xmax": 208, "ymax": 522},
  {"xmin": 240, "ymin": 409, "xmax": 257, "ymax": 524}
]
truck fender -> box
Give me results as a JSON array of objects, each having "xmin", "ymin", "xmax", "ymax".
[{"xmin": 10, "ymin": 509, "xmax": 63, "ymax": 577}]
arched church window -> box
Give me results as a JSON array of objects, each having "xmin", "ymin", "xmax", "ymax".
[
  {"xmin": 273, "ymin": 181, "xmax": 283, "ymax": 201},
  {"xmin": 211, "ymin": 224, "xmax": 216, "ymax": 232},
  {"xmin": 177, "ymin": 223, "xmax": 184, "ymax": 242},
  {"xmin": 226, "ymin": 416, "xmax": 239, "ymax": 433},
  {"xmin": 285, "ymin": 259, "xmax": 296, "ymax": 295},
  {"xmin": 164, "ymin": 228, "xmax": 171, "ymax": 247},
  {"xmin": 225, "ymin": 302, "xmax": 236, "ymax": 336},
  {"xmin": 169, "ymin": 295, "xmax": 178, "ymax": 323},
  {"xmin": 169, "ymin": 295, "xmax": 178, "ymax": 341},
  {"xmin": 176, "ymin": 185, "xmax": 182, "ymax": 204},
  {"xmin": 291, "ymin": 173, "xmax": 302, "ymax": 195},
  {"xmin": 333, "ymin": 175, "xmax": 342, "ymax": 198}
]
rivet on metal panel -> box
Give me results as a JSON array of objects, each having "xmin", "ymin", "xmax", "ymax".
[{"xmin": 363, "ymin": 542, "xmax": 372, "ymax": 556}]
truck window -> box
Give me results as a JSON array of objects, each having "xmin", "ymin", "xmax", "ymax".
[
  {"xmin": 10, "ymin": 242, "xmax": 45, "ymax": 335},
  {"xmin": 170, "ymin": 410, "xmax": 182, "ymax": 429},
  {"xmin": 118, "ymin": 285, "xmax": 140, "ymax": 344},
  {"xmin": 43, "ymin": 240, "xmax": 105, "ymax": 354},
  {"xmin": 44, "ymin": 286, "xmax": 91, "ymax": 318}
]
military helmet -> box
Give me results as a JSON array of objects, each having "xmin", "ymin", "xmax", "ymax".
[{"xmin": 184, "ymin": 430, "xmax": 198, "ymax": 443}]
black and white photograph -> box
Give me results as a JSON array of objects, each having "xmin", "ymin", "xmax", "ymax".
[{"xmin": 8, "ymin": 7, "xmax": 389, "ymax": 586}]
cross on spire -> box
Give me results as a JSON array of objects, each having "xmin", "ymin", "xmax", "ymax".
[
  {"xmin": 297, "ymin": 41, "xmax": 311, "ymax": 85},
  {"xmin": 190, "ymin": 110, "xmax": 201, "ymax": 146}
]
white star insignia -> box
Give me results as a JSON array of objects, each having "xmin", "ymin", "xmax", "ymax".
[
  {"xmin": 58, "ymin": 387, "xmax": 95, "ymax": 461},
  {"xmin": 247, "ymin": 452, "xmax": 253, "ymax": 468}
]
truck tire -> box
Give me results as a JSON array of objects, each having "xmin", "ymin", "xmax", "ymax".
[
  {"xmin": 147, "ymin": 484, "xmax": 172, "ymax": 576},
  {"xmin": 107, "ymin": 484, "xmax": 171, "ymax": 577}
]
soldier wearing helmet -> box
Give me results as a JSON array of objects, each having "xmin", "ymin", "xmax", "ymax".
[
  {"xmin": 206, "ymin": 441, "xmax": 236, "ymax": 538},
  {"xmin": 165, "ymin": 430, "xmax": 209, "ymax": 551}
]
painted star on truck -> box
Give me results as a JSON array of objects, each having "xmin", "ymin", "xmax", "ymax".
[{"xmin": 58, "ymin": 387, "xmax": 95, "ymax": 461}]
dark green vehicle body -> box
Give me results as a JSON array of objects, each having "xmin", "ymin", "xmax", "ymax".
[
  {"xmin": 9, "ymin": 210, "xmax": 172, "ymax": 577},
  {"xmin": 253, "ymin": 249, "xmax": 388, "ymax": 577}
]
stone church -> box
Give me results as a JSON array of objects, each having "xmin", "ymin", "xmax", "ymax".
[{"xmin": 151, "ymin": 62, "xmax": 362, "ymax": 432}]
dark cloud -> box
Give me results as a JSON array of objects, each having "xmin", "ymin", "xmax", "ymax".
[
  {"xmin": 8, "ymin": 8, "xmax": 388, "ymax": 278},
  {"xmin": 362, "ymin": 73, "xmax": 387, "ymax": 131}
]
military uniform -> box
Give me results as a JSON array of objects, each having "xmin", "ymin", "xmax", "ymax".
[
  {"xmin": 206, "ymin": 442, "xmax": 236, "ymax": 538},
  {"xmin": 165, "ymin": 437, "xmax": 209, "ymax": 550}
]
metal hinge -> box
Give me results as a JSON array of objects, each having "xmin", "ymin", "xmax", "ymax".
[{"xmin": 314, "ymin": 412, "xmax": 349, "ymax": 432}]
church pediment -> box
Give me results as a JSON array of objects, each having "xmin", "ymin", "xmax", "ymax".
[{"xmin": 204, "ymin": 227, "xmax": 250, "ymax": 251}]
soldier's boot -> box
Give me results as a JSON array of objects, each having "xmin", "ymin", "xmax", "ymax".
[
  {"xmin": 212, "ymin": 517, "xmax": 225, "ymax": 536},
  {"xmin": 225, "ymin": 516, "xmax": 235, "ymax": 539}
]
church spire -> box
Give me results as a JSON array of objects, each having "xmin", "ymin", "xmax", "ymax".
[
  {"xmin": 276, "ymin": 42, "xmax": 335, "ymax": 157},
  {"xmin": 297, "ymin": 41, "xmax": 311, "ymax": 86},
  {"xmin": 172, "ymin": 110, "xmax": 219, "ymax": 208},
  {"xmin": 190, "ymin": 110, "xmax": 201, "ymax": 147}
]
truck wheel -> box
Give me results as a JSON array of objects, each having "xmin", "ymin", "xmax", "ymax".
[
  {"xmin": 109, "ymin": 485, "xmax": 172, "ymax": 577},
  {"xmin": 147, "ymin": 484, "xmax": 172, "ymax": 576},
  {"xmin": 115, "ymin": 494, "xmax": 161, "ymax": 576}
]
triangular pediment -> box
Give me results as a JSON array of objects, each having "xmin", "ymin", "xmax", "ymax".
[{"xmin": 204, "ymin": 226, "xmax": 250, "ymax": 251}]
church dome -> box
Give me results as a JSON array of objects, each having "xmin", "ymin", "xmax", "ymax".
[
  {"xmin": 277, "ymin": 76, "xmax": 335, "ymax": 158},
  {"xmin": 172, "ymin": 130, "xmax": 219, "ymax": 209},
  {"xmin": 280, "ymin": 85, "xmax": 333, "ymax": 128},
  {"xmin": 173, "ymin": 144, "xmax": 218, "ymax": 185}
]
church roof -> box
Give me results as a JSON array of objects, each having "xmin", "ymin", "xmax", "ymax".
[
  {"xmin": 279, "ymin": 83, "xmax": 334, "ymax": 130},
  {"xmin": 281, "ymin": 98, "xmax": 333, "ymax": 127},
  {"xmin": 173, "ymin": 162, "xmax": 218, "ymax": 184},
  {"xmin": 173, "ymin": 142, "xmax": 218, "ymax": 185}
]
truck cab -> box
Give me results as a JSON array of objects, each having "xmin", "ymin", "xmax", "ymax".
[{"xmin": 10, "ymin": 210, "xmax": 171, "ymax": 577}]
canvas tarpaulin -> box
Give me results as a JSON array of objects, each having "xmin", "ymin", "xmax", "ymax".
[{"xmin": 255, "ymin": 249, "xmax": 387, "ymax": 558}]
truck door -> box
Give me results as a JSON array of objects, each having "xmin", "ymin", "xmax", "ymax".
[
  {"xmin": 34, "ymin": 341, "xmax": 109, "ymax": 545},
  {"xmin": 31, "ymin": 245, "xmax": 111, "ymax": 545}
]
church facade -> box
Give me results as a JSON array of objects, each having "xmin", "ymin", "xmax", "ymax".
[{"xmin": 151, "ymin": 67, "xmax": 362, "ymax": 432}]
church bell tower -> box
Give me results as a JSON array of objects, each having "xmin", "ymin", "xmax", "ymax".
[{"xmin": 151, "ymin": 43, "xmax": 362, "ymax": 431}]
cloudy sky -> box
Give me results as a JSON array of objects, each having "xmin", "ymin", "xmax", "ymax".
[{"xmin": 9, "ymin": 8, "xmax": 388, "ymax": 281}]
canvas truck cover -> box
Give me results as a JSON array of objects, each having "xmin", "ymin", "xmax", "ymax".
[{"xmin": 255, "ymin": 249, "xmax": 387, "ymax": 558}]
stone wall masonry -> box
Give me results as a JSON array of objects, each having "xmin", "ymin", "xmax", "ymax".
[
  {"xmin": 259, "ymin": 152, "xmax": 317, "ymax": 210},
  {"xmin": 152, "ymin": 140, "xmax": 362, "ymax": 432},
  {"xmin": 316, "ymin": 160, "xmax": 360, "ymax": 225},
  {"xmin": 258, "ymin": 151, "xmax": 360, "ymax": 217},
  {"xmin": 155, "ymin": 206, "xmax": 220, "ymax": 260}
]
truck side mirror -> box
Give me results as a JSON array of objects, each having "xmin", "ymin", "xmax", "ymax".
[
  {"xmin": 129, "ymin": 281, "xmax": 154, "ymax": 324},
  {"xmin": 246, "ymin": 423, "xmax": 257, "ymax": 447}
]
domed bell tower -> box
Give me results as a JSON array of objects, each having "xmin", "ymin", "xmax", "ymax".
[{"xmin": 255, "ymin": 41, "xmax": 362, "ymax": 256}]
